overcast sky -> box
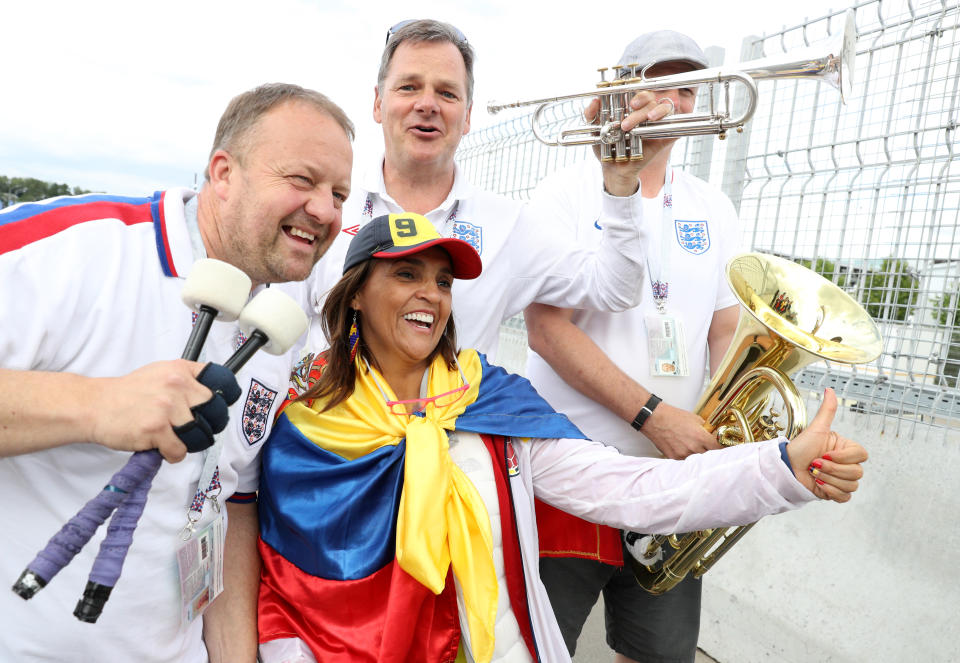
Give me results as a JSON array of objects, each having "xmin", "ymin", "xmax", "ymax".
[{"xmin": 1, "ymin": 0, "xmax": 850, "ymax": 195}]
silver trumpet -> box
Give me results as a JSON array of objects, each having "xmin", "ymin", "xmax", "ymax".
[{"xmin": 487, "ymin": 10, "xmax": 856, "ymax": 162}]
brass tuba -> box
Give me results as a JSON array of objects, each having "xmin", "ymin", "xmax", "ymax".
[{"xmin": 629, "ymin": 252, "xmax": 882, "ymax": 594}]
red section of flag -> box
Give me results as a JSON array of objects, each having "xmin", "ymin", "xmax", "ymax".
[{"xmin": 258, "ymin": 538, "xmax": 460, "ymax": 663}]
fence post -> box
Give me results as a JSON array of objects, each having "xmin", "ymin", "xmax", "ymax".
[{"xmin": 720, "ymin": 35, "xmax": 765, "ymax": 213}]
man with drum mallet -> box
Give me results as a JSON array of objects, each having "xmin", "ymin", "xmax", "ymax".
[
  {"xmin": 0, "ymin": 82, "xmax": 353, "ymax": 663},
  {"xmin": 525, "ymin": 31, "xmax": 740, "ymax": 663},
  {"xmin": 12, "ymin": 264, "xmax": 308, "ymax": 626}
]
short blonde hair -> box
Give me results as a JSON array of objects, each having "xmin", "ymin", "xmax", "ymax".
[{"xmin": 205, "ymin": 83, "xmax": 354, "ymax": 179}]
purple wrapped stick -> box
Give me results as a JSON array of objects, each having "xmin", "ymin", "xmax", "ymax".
[
  {"xmin": 11, "ymin": 449, "xmax": 161, "ymax": 599},
  {"xmin": 73, "ymin": 364, "xmax": 241, "ymax": 622},
  {"xmin": 74, "ymin": 466, "xmax": 155, "ymax": 622}
]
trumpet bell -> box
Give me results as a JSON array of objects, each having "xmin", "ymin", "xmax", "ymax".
[{"xmin": 743, "ymin": 8, "xmax": 856, "ymax": 103}]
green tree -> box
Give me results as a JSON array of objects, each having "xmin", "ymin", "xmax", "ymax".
[
  {"xmin": 861, "ymin": 258, "xmax": 919, "ymax": 322},
  {"xmin": 0, "ymin": 175, "xmax": 90, "ymax": 207},
  {"xmin": 798, "ymin": 257, "xmax": 848, "ymax": 287},
  {"xmin": 931, "ymin": 286, "xmax": 960, "ymax": 387}
]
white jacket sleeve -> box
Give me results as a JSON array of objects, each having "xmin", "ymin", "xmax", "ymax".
[
  {"xmin": 528, "ymin": 436, "xmax": 816, "ymax": 534},
  {"xmin": 508, "ymin": 167, "xmax": 648, "ymax": 313}
]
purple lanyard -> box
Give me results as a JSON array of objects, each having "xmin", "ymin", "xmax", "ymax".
[{"xmin": 645, "ymin": 168, "xmax": 674, "ymax": 314}]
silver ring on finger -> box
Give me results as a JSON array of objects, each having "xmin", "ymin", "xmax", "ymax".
[{"xmin": 656, "ymin": 97, "xmax": 675, "ymax": 116}]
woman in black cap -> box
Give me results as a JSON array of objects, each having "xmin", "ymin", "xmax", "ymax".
[{"xmin": 254, "ymin": 212, "xmax": 866, "ymax": 663}]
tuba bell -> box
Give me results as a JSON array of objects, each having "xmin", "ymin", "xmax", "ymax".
[{"xmin": 628, "ymin": 252, "xmax": 882, "ymax": 594}]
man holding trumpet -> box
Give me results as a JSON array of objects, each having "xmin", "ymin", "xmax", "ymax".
[
  {"xmin": 305, "ymin": 19, "xmax": 679, "ymax": 361},
  {"xmin": 525, "ymin": 31, "xmax": 742, "ymax": 662}
]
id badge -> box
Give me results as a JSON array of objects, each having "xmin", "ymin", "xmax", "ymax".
[
  {"xmin": 176, "ymin": 514, "xmax": 225, "ymax": 624},
  {"xmin": 645, "ymin": 314, "xmax": 688, "ymax": 377}
]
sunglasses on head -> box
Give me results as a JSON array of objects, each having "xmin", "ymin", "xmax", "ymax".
[{"xmin": 386, "ymin": 20, "xmax": 468, "ymax": 45}]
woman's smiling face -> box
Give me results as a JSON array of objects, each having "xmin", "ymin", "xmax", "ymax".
[{"xmin": 351, "ymin": 246, "xmax": 454, "ymax": 373}]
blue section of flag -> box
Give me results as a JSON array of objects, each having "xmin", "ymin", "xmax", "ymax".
[
  {"xmin": 259, "ymin": 414, "xmax": 405, "ymax": 580},
  {"xmin": 456, "ymin": 354, "xmax": 587, "ymax": 441}
]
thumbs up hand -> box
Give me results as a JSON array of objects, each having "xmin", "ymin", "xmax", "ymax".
[{"xmin": 786, "ymin": 389, "xmax": 868, "ymax": 502}]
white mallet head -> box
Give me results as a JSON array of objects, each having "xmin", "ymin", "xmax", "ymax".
[
  {"xmin": 181, "ymin": 259, "xmax": 252, "ymax": 322},
  {"xmin": 238, "ymin": 288, "xmax": 309, "ymax": 355}
]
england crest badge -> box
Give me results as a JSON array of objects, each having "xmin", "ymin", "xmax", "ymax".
[
  {"xmin": 675, "ymin": 220, "xmax": 710, "ymax": 255},
  {"xmin": 451, "ymin": 221, "xmax": 482, "ymax": 255},
  {"xmin": 241, "ymin": 378, "xmax": 278, "ymax": 446}
]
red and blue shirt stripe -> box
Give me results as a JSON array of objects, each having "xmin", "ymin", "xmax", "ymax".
[{"xmin": 0, "ymin": 192, "xmax": 178, "ymax": 277}]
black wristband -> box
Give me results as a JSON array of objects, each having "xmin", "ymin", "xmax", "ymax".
[{"xmin": 631, "ymin": 394, "xmax": 662, "ymax": 431}]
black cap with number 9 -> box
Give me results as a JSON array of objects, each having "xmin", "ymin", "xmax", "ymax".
[{"xmin": 342, "ymin": 212, "xmax": 482, "ymax": 279}]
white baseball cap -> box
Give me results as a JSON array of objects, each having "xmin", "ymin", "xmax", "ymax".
[{"xmin": 616, "ymin": 30, "xmax": 708, "ymax": 76}]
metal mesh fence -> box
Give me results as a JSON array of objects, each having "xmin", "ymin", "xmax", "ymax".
[{"xmin": 456, "ymin": 0, "xmax": 960, "ymax": 437}]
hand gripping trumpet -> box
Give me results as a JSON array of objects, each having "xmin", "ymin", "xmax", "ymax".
[
  {"xmin": 487, "ymin": 10, "xmax": 856, "ymax": 162},
  {"xmin": 12, "ymin": 259, "xmax": 308, "ymax": 622},
  {"xmin": 627, "ymin": 253, "xmax": 882, "ymax": 594}
]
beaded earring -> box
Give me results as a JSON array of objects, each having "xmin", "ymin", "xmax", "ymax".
[{"xmin": 348, "ymin": 310, "xmax": 360, "ymax": 361}]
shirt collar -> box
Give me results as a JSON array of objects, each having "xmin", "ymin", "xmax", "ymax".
[
  {"xmin": 160, "ymin": 188, "xmax": 200, "ymax": 278},
  {"xmin": 363, "ymin": 154, "xmax": 477, "ymax": 216}
]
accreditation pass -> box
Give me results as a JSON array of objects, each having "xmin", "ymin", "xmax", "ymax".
[
  {"xmin": 645, "ymin": 313, "xmax": 689, "ymax": 377},
  {"xmin": 176, "ymin": 514, "xmax": 225, "ymax": 624}
]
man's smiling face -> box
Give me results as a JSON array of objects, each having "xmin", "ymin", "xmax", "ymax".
[{"xmin": 374, "ymin": 40, "xmax": 472, "ymax": 172}]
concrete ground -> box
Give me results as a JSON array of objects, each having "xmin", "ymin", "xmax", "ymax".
[{"xmin": 572, "ymin": 595, "xmax": 718, "ymax": 663}]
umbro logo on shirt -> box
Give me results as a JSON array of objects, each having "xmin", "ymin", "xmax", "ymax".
[{"xmin": 342, "ymin": 224, "xmax": 360, "ymax": 236}]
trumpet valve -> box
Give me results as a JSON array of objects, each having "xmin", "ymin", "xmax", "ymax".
[
  {"xmin": 629, "ymin": 134, "xmax": 643, "ymax": 161},
  {"xmin": 599, "ymin": 121, "xmax": 624, "ymax": 145},
  {"xmin": 757, "ymin": 412, "xmax": 785, "ymax": 439}
]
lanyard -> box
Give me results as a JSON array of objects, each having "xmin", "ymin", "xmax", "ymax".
[
  {"xmin": 645, "ymin": 168, "xmax": 674, "ymax": 314},
  {"xmin": 181, "ymin": 195, "xmax": 224, "ymax": 538}
]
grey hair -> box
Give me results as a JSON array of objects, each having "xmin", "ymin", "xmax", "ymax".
[
  {"xmin": 377, "ymin": 20, "xmax": 475, "ymax": 103},
  {"xmin": 205, "ymin": 83, "xmax": 355, "ymax": 180}
]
